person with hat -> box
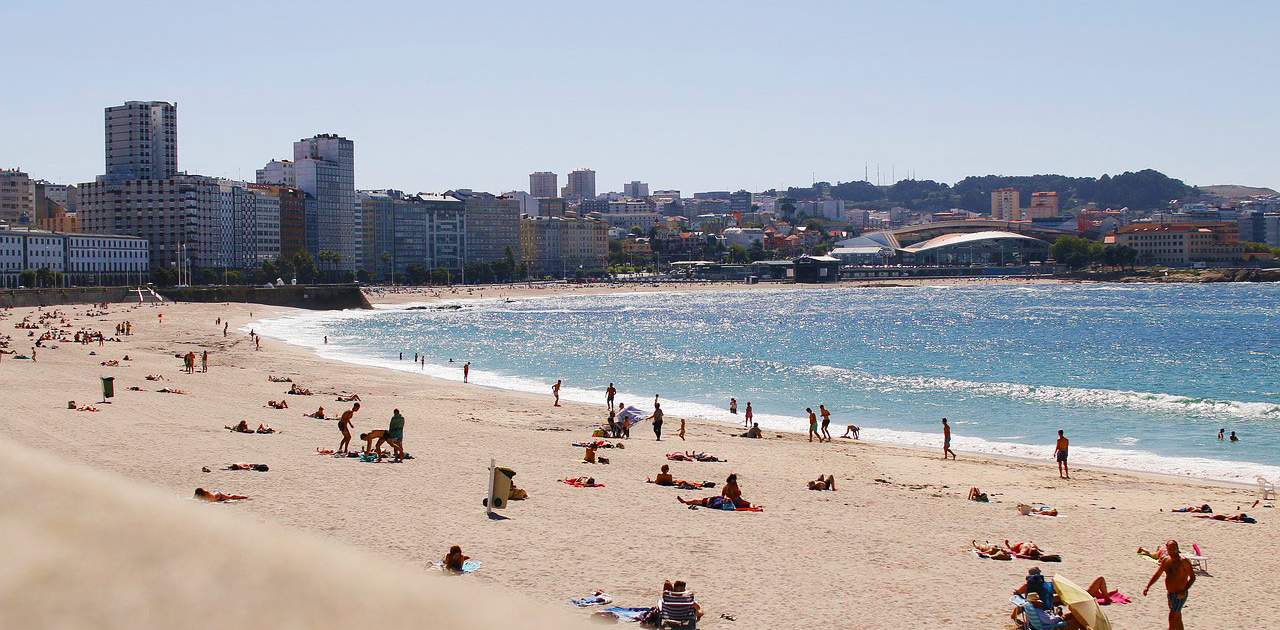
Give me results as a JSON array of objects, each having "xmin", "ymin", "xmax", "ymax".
[{"xmin": 1021, "ymin": 591, "xmax": 1067, "ymax": 629}]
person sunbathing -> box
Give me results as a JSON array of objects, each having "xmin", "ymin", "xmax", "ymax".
[
  {"xmin": 807, "ymin": 474, "xmax": 836, "ymax": 491},
  {"xmin": 1137, "ymin": 545, "xmax": 1168, "ymax": 560},
  {"xmin": 157, "ymin": 387, "xmax": 186, "ymax": 394},
  {"xmin": 336, "ymin": 393, "xmax": 361, "ymax": 402},
  {"xmin": 968, "ymin": 487, "xmax": 989, "ymax": 502},
  {"xmin": 738, "ymin": 423, "xmax": 762, "ymax": 438},
  {"xmin": 442, "ymin": 545, "xmax": 469, "ymax": 573},
  {"xmin": 305, "ymin": 407, "xmax": 326, "ymax": 419},
  {"xmin": 721, "ymin": 473, "xmax": 751, "ymax": 508},
  {"xmin": 99, "ymin": 360, "xmax": 119, "ymax": 366},
  {"xmin": 841, "ymin": 424, "xmax": 861, "ymax": 439},
  {"xmin": 1005, "ymin": 540, "xmax": 1060, "ymax": 561},
  {"xmin": 226, "ymin": 420, "xmax": 253, "ymax": 433},
  {"xmin": 267, "ymin": 400, "xmax": 288, "ymax": 409},
  {"xmin": 288, "ymin": 384, "xmax": 312, "ymax": 395},
  {"xmin": 1017, "ymin": 503, "xmax": 1058, "ymax": 517},
  {"xmin": 1171, "ymin": 504, "xmax": 1212, "ymax": 513},
  {"xmin": 583, "ymin": 445, "xmax": 598, "ymax": 464},
  {"xmin": 653, "ymin": 464, "xmax": 675, "ymax": 485},
  {"xmin": 268, "ymin": 375, "xmax": 292, "ymax": 383},
  {"xmin": 255, "ymin": 424, "xmax": 276, "ymax": 434},
  {"xmin": 194, "ymin": 488, "xmax": 249, "ymax": 502},
  {"xmin": 225, "ymin": 463, "xmax": 269, "ymax": 471},
  {"xmin": 145, "ymin": 374, "xmax": 165, "ymax": 381},
  {"xmin": 973, "ymin": 540, "xmax": 1012, "ymax": 560},
  {"xmin": 677, "ymin": 495, "xmax": 735, "ymax": 509},
  {"xmin": 563, "ymin": 476, "xmax": 600, "ymax": 487},
  {"xmin": 1194, "ymin": 512, "xmax": 1256, "ymax": 523}
]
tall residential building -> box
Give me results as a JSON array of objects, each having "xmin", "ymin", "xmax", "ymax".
[
  {"xmin": 453, "ymin": 190, "xmax": 520, "ymax": 263},
  {"xmin": 991, "ymin": 187, "xmax": 1021, "ymax": 221},
  {"xmin": 78, "ymin": 174, "xmax": 222, "ymax": 270},
  {"xmin": 1237, "ymin": 211, "xmax": 1280, "ymax": 248},
  {"xmin": 251, "ymin": 184, "xmax": 306, "ymax": 258},
  {"xmin": 291, "ymin": 134, "xmax": 357, "ymax": 270},
  {"xmin": 529, "ymin": 171, "xmax": 558, "ymax": 198},
  {"xmin": 1027, "ymin": 191, "xmax": 1060, "ymax": 219},
  {"xmin": 358, "ymin": 190, "xmax": 466, "ymax": 280},
  {"xmin": 623, "ymin": 180, "xmax": 650, "ymax": 199},
  {"xmin": 519, "ymin": 213, "xmax": 608, "ymax": 278},
  {"xmin": 563, "ymin": 168, "xmax": 596, "ymax": 201},
  {"xmin": 216, "ymin": 180, "xmax": 281, "ymax": 269},
  {"xmin": 256, "ymin": 159, "xmax": 296, "ymax": 187},
  {"xmin": 104, "ymin": 101, "xmax": 177, "ymax": 181},
  {"xmin": 0, "ymin": 169, "xmax": 34, "ymax": 224}
]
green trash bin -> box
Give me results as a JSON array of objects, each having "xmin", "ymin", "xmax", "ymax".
[{"xmin": 101, "ymin": 376, "xmax": 115, "ymax": 400}]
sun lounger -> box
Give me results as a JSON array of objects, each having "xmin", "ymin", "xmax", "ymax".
[{"xmin": 1187, "ymin": 543, "xmax": 1208, "ymax": 573}]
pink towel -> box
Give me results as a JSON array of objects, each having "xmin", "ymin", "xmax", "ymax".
[{"xmin": 1096, "ymin": 591, "xmax": 1131, "ymax": 605}]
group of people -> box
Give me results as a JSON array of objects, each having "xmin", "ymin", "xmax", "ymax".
[
  {"xmin": 1216, "ymin": 428, "xmax": 1240, "ymax": 442},
  {"xmin": 331, "ymin": 401, "xmax": 407, "ymax": 462}
]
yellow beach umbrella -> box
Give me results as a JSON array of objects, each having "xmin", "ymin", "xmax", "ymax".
[{"xmin": 1053, "ymin": 575, "xmax": 1111, "ymax": 630}]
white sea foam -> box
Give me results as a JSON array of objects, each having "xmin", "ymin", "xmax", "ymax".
[{"xmin": 252, "ymin": 306, "xmax": 1280, "ymax": 485}]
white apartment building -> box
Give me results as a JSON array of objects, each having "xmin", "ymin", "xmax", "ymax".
[
  {"xmin": 256, "ymin": 160, "xmax": 296, "ymax": 187},
  {"xmin": 104, "ymin": 101, "xmax": 178, "ymax": 182},
  {"xmin": 0, "ymin": 228, "xmax": 147, "ymax": 287}
]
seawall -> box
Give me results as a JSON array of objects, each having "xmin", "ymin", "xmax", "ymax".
[{"xmin": 0, "ymin": 284, "xmax": 371, "ymax": 310}]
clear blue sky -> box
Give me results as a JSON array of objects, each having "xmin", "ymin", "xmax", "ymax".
[{"xmin": 3, "ymin": 0, "xmax": 1277, "ymax": 194}]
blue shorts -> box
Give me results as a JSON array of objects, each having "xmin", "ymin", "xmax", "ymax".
[{"xmin": 1168, "ymin": 591, "xmax": 1188, "ymax": 613}]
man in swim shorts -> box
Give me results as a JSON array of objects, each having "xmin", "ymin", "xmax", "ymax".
[
  {"xmin": 1054, "ymin": 429, "xmax": 1069, "ymax": 479},
  {"xmin": 1143, "ymin": 539, "xmax": 1195, "ymax": 630},
  {"xmin": 337, "ymin": 403, "xmax": 360, "ymax": 454},
  {"xmin": 942, "ymin": 418, "xmax": 956, "ymax": 460}
]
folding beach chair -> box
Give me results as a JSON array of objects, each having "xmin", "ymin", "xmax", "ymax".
[
  {"xmin": 660, "ymin": 590, "xmax": 699, "ymax": 629},
  {"xmin": 1186, "ymin": 544, "xmax": 1209, "ymax": 574}
]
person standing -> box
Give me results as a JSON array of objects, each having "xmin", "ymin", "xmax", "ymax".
[
  {"xmin": 678, "ymin": 417, "xmax": 686, "ymax": 441},
  {"xmin": 337, "ymin": 403, "xmax": 360, "ymax": 454},
  {"xmin": 255, "ymin": 336, "xmax": 261, "ymax": 351},
  {"xmin": 942, "ymin": 418, "xmax": 956, "ymax": 460},
  {"xmin": 380, "ymin": 408, "xmax": 405, "ymax": 462},
  {"xmin": 729, "ymin": 398, "xmax": 738, "ymax": 414},
  {"xmin": 807, "ymin": 408, "xmax": 821, "ymax": 443},
  {"xmin": 1143, "ymin": 539, "xmax": 1196, "ymax": 630},
  {"xmin": 647, "ymin": 402, "xmax": 664, "ymax": 441},
  {"xmin": 463, "ymin": 361, "xmax": 470, "ymax": 383},
  {"xmin": 618, "ymin": 402, "xmax": 630, "ymax": 439},
  {"xmin": 744, "ymin": 402, "xmax": 753, "ymax": 428},
  {"xmin": 222, "ymin": 322, "xmax": 228, "ymax": 337},
  {"xmin": 606, "ymin": 383, "xmax": 616, "ymax": 408},
  {"xmin": 1054, "ymin": 430, "xmax": 1070, "ymax": 479},
  {"xmin": 819, "ymin": 404, "xmax": 832, "ymax": 442},
  {"xmin": 552, "ymin": 380, "xmax": 562, "ymax": 407},
  {"xmin": 201, "ymin": 350, "xmax": 208, "ymax": 373}
]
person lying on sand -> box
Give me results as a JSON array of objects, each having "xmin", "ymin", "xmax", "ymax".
[
  {"xmin": 226, "ymin": 420, "xmax": 253, "ymax": 433},
  {"xmin": 194, "ymin": 488, "xmax": 249, "ymax": 502},
  {"xmin": 738, "ymin": 423, "xmax": 762, "ymax": 439},
  {"xmin": 266, "ymin": 400, "xmax": 288, "ymax": 409},
  {"xmin": 1194, "ymin": 512, "xmax": 1257, "ymax": 523},
  {"xmin": 145, "ymin": 374, "xmax": 165, "ymax": 381},
  {"xmin": 336, "ymin": 393, "xmax": 360, "ymax": 402},
  {"xmin": 1137, "ymin": 544, "xmax": 1168, "ymax": 560},
  {"xmin": 255, "ymin": 423, "xmax": 276, "ymax": 434},
  {"xmin": 562, "ymin": 476, "xmax": 602, "ymax": 487},
  {"xmin": 288, "ymin": 384, "xmax": 312, "ymax": 395},
  {"xmin": 305, "ymin": 407, "xmax": 325, "ymax": 419},
  {"xmin": 974, "ymin": 540, "xmax": 1012, "ymax": 560},
  {"xmin": 225, "ymin": 463, "xmax": 269, "ymax": 472},
  {"xmin": 968, "ymin": 487, "xmax": 989, "ymax": 502},
  {"xmin": 1171, "ymin": 504, "xmax": 1212, "ymax": 513},
  {"xmin": 681, "ymin": 474, "xmax": 752, "ymax": 508},
  {"xmin": 157, "ymin": 387, "xmax": 186, "ymax": 394},
  {"xmin": 1017, "ymin": 503, "xmax": 1058, "ymax": 517},
  {"xmin": 1005, "ymin": 540, "xmax": 1060, "ymax": 561},
  {"xmin": 268, "ymin": 375, "xmax": 292, "ymax": 383},
  {"xmin": 807, "ymin": 474, "xmax": 836, "ymax": 491},
  {"xmin": 443, "ymin": 545, "xmax": 470, "ymax": 573}
]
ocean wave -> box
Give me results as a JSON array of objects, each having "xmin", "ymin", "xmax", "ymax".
[{"xmin": 808, "ymin": 365, "xmax": 1280, "ymax": 422}]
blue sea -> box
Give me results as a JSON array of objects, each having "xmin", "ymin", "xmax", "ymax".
[{"xmin": 254, "ymin": 283, "xmax": 1280, "ymax": 484}]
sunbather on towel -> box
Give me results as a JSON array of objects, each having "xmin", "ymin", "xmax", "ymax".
[
  {"xmin": 721, "ymin": 473, "xmax": 751, "ymax": 508},
  {"xmin": 336, "ymin": 393, "xmax": 361, "ymax": 402},
  {"xmin": 226, "ymin": 420, "xmax": 253, "ymax": 433},
  {"xmin": 583, "ymin": 445, "xmax": 598, "ymax": 464},
  {"xmin": 305, "ymin": 407, "xmax": 325, "ymax": 419},
  {"xmin": 653, "ymin": 464, "xmax": 675, "ymax": 486},
  {"xmin": 255, "ymin": 423, "xmax": 276, "ymax": 434},
  {"xmin": 225, "ymin": 463, "xmax": 269, "ymax": 472},
  {"xmin": 1171, "ymin": 504, "xmax": 1212, "ymax": 513},
  {"xmin": 1085, "ymin": 576, "xmax": 1127, "ymax": 603},
  {"xmin": 442, "ymin": 545, "xmax": 470, "ymax": 573},
  {"xmin": 1138, "ymin": 544, "xmax": 1171, "ymax": 560},
  {"xmin": 1006, "ymin": 540, "xmax": 1042, "ymax": 558},
  {"xmin": 1193, "ymin": 512, "xmax": 1256, "ymax": 523},
  {"xmin": 974, "ymin": 540, "xmax": 1012, "ymax": 560},
  {"xmin": 1017, "ymin": 503, "xmax": 1058, "ymax": 517},
  {"xmin": 738, "ymin": 423, "xmax": 762, "ymax": 439},
  {"xmin": 266, "ymin": 400, "xmax": 288, "ymax": 409},
  {"xmin": 968, "ymin": 487, "xmax": 989, "ymax": 502},
  {"xmin": 563, "ymin": 476, "xmax": 601, "ymax": 488},
  {"xmin": 194, "ymin": 488, "xmax": 249, "ymax": 502}
]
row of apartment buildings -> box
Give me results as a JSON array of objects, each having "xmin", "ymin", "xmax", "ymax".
[{"xmin": 0, "ymin": 227, "xmax": 148, "ymax": 288}]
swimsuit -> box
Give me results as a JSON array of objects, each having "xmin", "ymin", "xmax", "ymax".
[
  {"xmin": 1167, "ymin": 590, "xmax": 1188, "ymax": 613},
  {"xmin": 1056, "ymin": 449, "xmax": 1068, "ymax": 462}
]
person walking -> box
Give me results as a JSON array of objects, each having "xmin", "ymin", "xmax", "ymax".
[
  {"xmin": 819, "ymin": 404, "xmax": 833, "ymax": 442},
  {"xmin": 941, "ymin": 418, "xmax": 956, "ymax": 460},
  {"xmin": 552, "ymin": 379, "xmax": 562, "ymax": 407},
  {"xmin": 1144, "ymin": 539, "xmax": 1196, "ymax": 630},
  {"xmin": 463, "ymin": 361, "xmax": 470, "ymax": 383},
  {"xmin": 646, "ymin": 402, "xmax": 664, "ymax": 441},
  {"xmin": 1054, "ymin": 430, "xmax": 1070, "ymax": 479},
  {"xmin": 807, "ymin": 408, "xmax": 821, "ymax": 443},
  {"xmin": 744, "ymin": 402, "xmax": 753, "ymax": 428}
]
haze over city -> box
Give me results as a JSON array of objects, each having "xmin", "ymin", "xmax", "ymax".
[{"xmin": 3, "ymin": 0, "xmax": 1278, "ymax": 193}]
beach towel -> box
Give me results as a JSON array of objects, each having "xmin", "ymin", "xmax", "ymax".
[
  {"xmin": 1015, "ymin": 553, "xmax": 1061, "ymax": 562},
  {"xmin": 569, "ymin": 591, "xmax": 613, "ymax": 607},
  {"xmin": 431, "ymin": 559, "xmax": 481, "ymax": 574},
  {"xmin": 974, "ymin": 550, "xmax": 1012, "ymax": 561},
  {"xmin": 617, "ymin": 406, "xmax": 646, "ymax": 429},
  {"xmin": 595, "ymin": 607, "xmax": 652, "ymax": 623},
  {"xmin": 1096, "ymin": 591, "xmax": 1131, "ymax": 605},
  {"xmin": 561, "ymin": 478, "xmax": 604, "ymax": 488}
]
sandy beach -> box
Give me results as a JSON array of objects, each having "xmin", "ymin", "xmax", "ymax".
[{"xmin": 2, "ymin": 283, "xmax": 1274, "ymax": 629}]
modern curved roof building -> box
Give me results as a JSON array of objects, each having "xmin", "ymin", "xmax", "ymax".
[{"xmin": 900, "ymin": 230, "xmax": 1050, "ymax": 265}]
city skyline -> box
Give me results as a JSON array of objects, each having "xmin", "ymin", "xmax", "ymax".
[{"xmin": 3, "ymin": 1, "xmax": 1279, "ymax": 194}]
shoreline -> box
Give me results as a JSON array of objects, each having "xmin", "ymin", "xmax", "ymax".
[
  {"xmin": 252, "ymin": 283, "xmax": 1278, "ymax": 488},
  {"xmin": 4, "ymin": 287, "xmax": 1274, "ymax": 629}
]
